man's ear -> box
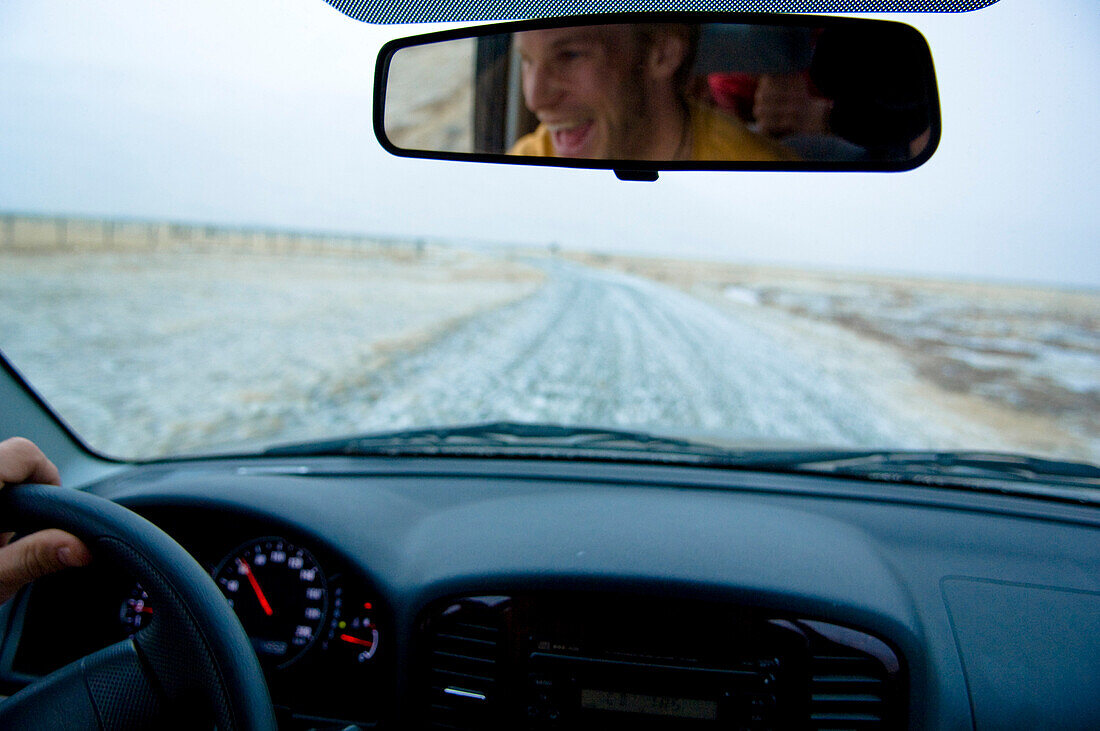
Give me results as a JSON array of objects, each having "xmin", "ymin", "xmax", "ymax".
[{"xmin": 644, "ymin": 32, "xmax": 687, "ymax": 82}]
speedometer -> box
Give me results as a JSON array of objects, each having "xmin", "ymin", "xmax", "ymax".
[{"xmin": 213, "ymin": 537, "xmax": 328, "ymax": 668}]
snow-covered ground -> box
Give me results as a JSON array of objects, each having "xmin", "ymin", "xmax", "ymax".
[
  {"xmin": 576, "ymin": 253, "xmax": 1100, "ymax": 462},
  {"xmin": 292, "ymin": 258, "xmax": 1098, "ymax": 460},
  {"xmin": 0, "ymin": 247, "xmax": 541, "ymax": 457},
  {"xmin": 2, "ymin": 247, "xmax": 1096, "ymax": 463}
]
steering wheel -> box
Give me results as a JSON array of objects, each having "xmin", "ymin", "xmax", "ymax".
[{"xmin": 0, "ymin": 483, "xmax": 277, "ymax": 730}]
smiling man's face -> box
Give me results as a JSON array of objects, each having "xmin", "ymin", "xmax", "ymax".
[{"xmin": 516, "ymin": 25, "xmax": 652, "ymax": 159}]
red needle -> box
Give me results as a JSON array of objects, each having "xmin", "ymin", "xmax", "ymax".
[
  {"xmin": 339, "ymin": 633, "xmax": 373, "ymax": 648},
  {"xmin": 237, "ymin": 558, "xmax": 274, "ymax": 617}
]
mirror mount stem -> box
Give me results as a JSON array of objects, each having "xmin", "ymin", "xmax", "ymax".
[{"xmin": 615, "ymin": 169, "xmax": 660, "ymax": 182}]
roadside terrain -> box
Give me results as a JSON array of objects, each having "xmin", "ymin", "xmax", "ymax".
[
  {"xmin": 570, "ymin": 252, "xmax": 1100, "ymax": 462},
  {"xmin": 0, "ymin": 245, "xmax": 541, "ymax": 457},
  {"xmin": 2, "ymin": 238, "xmax": 1096, "ymax": 463}
]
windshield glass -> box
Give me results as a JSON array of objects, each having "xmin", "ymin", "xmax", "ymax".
[{"xmin": 1, "ymin": 1, "xmax": 1097, "ymax": 472}]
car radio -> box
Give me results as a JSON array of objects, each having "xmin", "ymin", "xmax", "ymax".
[
  {"xmin": 419, "ymin": 593, "xmax": 903, "ymax": 730},
  {"xmin": 522, "ymin": 627, "xmax": 801, "ymax": 729},
  {"xmin": 525, "ymin": 651, "xmax": 790, "ymax": 728}
]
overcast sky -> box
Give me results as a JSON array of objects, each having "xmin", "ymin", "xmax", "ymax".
[{"xmin": 1, "ymin": 0, "xmax": 1098, "ymax": 287}]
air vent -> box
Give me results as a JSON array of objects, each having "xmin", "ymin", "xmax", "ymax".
[
  {"xmin": 810, "ymin": 649, "xmax": 891, "ymax": 730},
  {"xmin": 423, "ymin": 597, "xmax": 509, "ymax": 730}
]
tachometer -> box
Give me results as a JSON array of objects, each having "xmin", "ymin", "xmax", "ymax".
[{"xmin": 212, "ymin": 537, "xmax": 328, "ymax": 668}]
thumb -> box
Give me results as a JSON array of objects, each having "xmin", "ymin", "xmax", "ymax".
[{"xmin": 0, "ymin": 529, "xmax": 92, "ymax": 605}]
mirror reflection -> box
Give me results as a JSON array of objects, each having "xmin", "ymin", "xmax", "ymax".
[{"xmin": 382, "ymin": 21, "xmax": 937, "ymax": 165}]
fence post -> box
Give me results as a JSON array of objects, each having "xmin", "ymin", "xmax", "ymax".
[{"xmin": 1, "ymin": 214, "xmax": 13, "ymax": 249}]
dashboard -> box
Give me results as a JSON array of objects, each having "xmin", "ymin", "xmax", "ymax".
[
  {"xmin": 4, "ymin": 507, "xmax": 390, "ymax": 728},
  {"xmin": 1, "ymin": 455, "xmax": 1098, "ymax": 729}
]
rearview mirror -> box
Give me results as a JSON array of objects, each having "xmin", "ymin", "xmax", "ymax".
[{"xmin": 376, "ymin": 14, "xmax": 940, "ymax": 174}]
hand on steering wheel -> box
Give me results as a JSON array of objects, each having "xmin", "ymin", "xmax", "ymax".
[
  {"xmin": 0, "ymin": 476, "xmax": 276, "ymax": 730},
  {"xmin": 0, "ymin": 438, "xmax": 91, "ymax": 606}
]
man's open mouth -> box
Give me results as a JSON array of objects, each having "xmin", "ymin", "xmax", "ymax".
[{"xmin": 548, "ymin": 120, "xmax": 596, "ymax": 157}]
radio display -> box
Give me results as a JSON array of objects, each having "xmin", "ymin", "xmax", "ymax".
[{"xmin": 580, "ymin": 689, "xmax": 719, "ymax": 720}]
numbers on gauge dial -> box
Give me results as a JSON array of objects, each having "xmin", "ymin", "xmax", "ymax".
[{"xmin": 212, "ymin": 537, "xmax": 328, "ymax": 668}]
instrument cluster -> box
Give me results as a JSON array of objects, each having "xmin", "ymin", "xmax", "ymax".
[
  {"xmin": 12, "ymin": 510, "xmax": 390, "ymax": 729},
  {"xmin": 122, "ymin": 536, "xmax": 381, "ymax": 673}
]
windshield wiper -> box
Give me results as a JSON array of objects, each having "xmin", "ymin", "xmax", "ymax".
[
  {"xmin": 783, "ymin": 450, "xmax": 1100, "ymax": 483},
  {"xmin": 263, "ymin": 422, "xmax": 1100, "ymax": 499},
  {"xmin": 263, "ymin": 421, "xmax": 879, "ymax": 467},
  {"xmin": 767, "ymin": 449, "xmax": 1100, "ymax": 502},
  {"xmin": 263, "ymin": 421, "xmax": 744, "ymax": 463}
]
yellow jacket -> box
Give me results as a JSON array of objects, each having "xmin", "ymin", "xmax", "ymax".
[{"xmin": 510, "ymin": 103, "xmax": 798, "ymax": 162}]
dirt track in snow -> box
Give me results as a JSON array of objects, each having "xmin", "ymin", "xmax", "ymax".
[
  {"xmin": 313, "ymin": 258, "xmax": 1077, "ymax": 456},
  {"xmin": 2, "ymin": 248, "xmax": 1094, "ymax": 461}
]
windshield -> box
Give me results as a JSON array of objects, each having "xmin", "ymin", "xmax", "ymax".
[{"xmin": 1, "ymin": 1, "xmax": 1097, "ymax": 476}]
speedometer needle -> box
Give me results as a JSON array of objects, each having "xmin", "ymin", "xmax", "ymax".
[{"xmin": 237, "ymin": 558, "xmax": 274, "ymax": 617}]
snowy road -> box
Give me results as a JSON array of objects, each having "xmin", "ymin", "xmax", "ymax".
[
  {"xmin": 6, "ymin": 248, "xmax": 1077, "ymax": 457},
  {"xmin": 324, "ymin": 260, "xmax": 968, "ymax": 448}
]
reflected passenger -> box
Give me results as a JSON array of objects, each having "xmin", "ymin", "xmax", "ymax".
[{"xmin": 509, "ymin": 24, "xmax": 797, "ymax": 162}]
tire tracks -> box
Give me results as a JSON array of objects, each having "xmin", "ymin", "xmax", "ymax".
[{"xmin": 340, "ymin": 260, "xmax": 926, "ymax": 447}]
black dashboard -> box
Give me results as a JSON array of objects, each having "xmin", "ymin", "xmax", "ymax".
[{"xmin": 1, "ymin": 455, "xmax": 1098, "ymax": 729}]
